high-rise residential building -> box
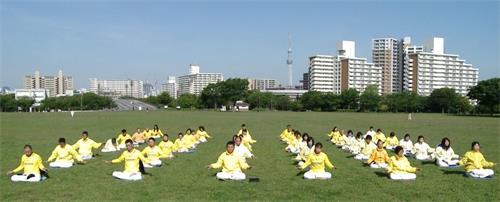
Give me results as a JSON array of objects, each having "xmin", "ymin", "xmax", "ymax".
[
  {"xmin": 372, "ymin": 38, "xmax": 400, "ymax": 94},
  {"xmin": 340, "ymin": 57, "xmax": 382, "ymax": 94},
  {"xmin": 309, "ymin": 40, "xmax": 380, "ymax": 94},
  {"xmin": 401, "ymin": 37, "xmax": 424, "ymax": 92},
  {"xmin": 300, "ymin": 73, "xmax": 309, "ymax": 90},
  {"xmin": 161, "ymin": 76, "xmax": 177, "ymax": 99},
  {"xmin": 248, "ymin": 79, "xmax": 280, "ymax": 90},
  {"xmin": 89, "ymin": 78, "xmax": 144, "ymax": 98},
  {"xmin": 24, "ymin": 70, "xmax": 73, "ymax": 97},
  {"xmin": 177, "ymin": 65, "xmax": 223, "ymax": 96},
  {"xmin": 405, "ymin": 37, "xmax": 478, "ymax": 96}
]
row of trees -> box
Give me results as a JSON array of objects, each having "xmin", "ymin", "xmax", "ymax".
[
  {"xmin": 0, "ymin": 93, "xmax": 116, "ymax": 112},
  {"xmin": 131, "ymin": 77, "xmax": 500, "ymax": 114}
]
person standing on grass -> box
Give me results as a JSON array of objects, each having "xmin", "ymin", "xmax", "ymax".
[
  {"xmin": 116, "ymin": 129, "xmax": 132, "ymax": 149},
  {"xmin": 47, "ymin": 137, "xmax": 85, "ymax": 168},
  {"xmin": 298, "ymin": 142, "xmax": 336, "ymax": 180},
  {"xmin": 105, "ymin": 139, "xmax": 149, "ymax": 181},
  {"xmin": 365, "ymin": 140, "xmax": 390, "ymax": 168},
  {"xmin": 72, "ymin": 131, "xmax": 102, "ymax": 160},
  {"xmin": 7, "ymin": 145, "xmax": 48, "ymax": 182},
  {"xmin": 434, "ymin": 137, "xmax": 460, "ymax": 167},
  {"xmin": 386, "ymin": 146, "xmax": 420, "ymax": 180},
  {"xmin": 207, "ymin": 141, "xmax": 251, "ymax": 180},
  {"xmin": 459, "ymin": 141, "xmax": 496, "ymax": 178}
]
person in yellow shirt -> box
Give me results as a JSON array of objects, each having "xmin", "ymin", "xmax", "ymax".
[
  {"xmin": 158, "ymin": 134, "xmax": 174, "ymax": 159},
  {"xmin": 355, "ymin": 135, "xmax": 376, "ymax": 160},
  {"xmin": 328, "ymin": 127, "xmax": 341, "ymax": 144},
  {"xmin": 173, "ymin": 133, "xmax": 189, "ymax": 153},
  {"xmin": 207, "ymin": 141, "xmax": 251, "ymax": 180},
  {"xmin": 131, "ymin": 128, "xmax": 145, "ymax": 145},
  {"xmin": 151, "ymin": 124, "xmax": 163, "ymax": 139},
  {"xmin": 384, "ymin": 132, "xmax": 399, "ymax": 150},
  {"xmin": 366, "ymin": 140, "xmax": 390, "ymax": 168},
  {"xmin": 459, "ymin": 141, "xmax": 496, "ymax": 178},
  {"xmin": 101, "ymin": 138, "xmax": 119, "ymax": 153},
  {"xmin": 286, "ymin": 132, "xmax": 302, "ymax": 154},
  {"xmin": 48, "ymin": 138, "xmax": 85, "ymax": 168},
  {"xmin": 238, "ymin": 124, "xmax": 256, "ymax": 148},
  {"xmin": 116, "ymin": 129, "xmax": 132, "ymax": 149},
  {"xmin": 435, "ymin": 137, "xmax": 460, "ymax": 167},
  {"xmin": 7, "ymin": 145, "xmax": 48, "ymax": 182},
  {"xmin": 386, "ymin": 146, "xmax": 420, "ymax": 180},
  {"xmin": 296, "ymin": 137, "xmax": 315, "ymax": 167},
  {"xmin": 280, "ymin": 125, "xmax": 293, "ymax": 142},
  {"xmin": 72, "ymin": 131, "xmax": 102, "ymax": 160},
  {"xmin": 184, "ymin": 128, "xmax": 198, "ymax": 149},
  {"xmin": 141, "ymin": 138, "xmax": 164, "ymax": 168},
  {"xmin": 196, "ymin": 126, "xmax": 211, "ymax": 143},
  {"xmin": 298, "ymin": 142, "xmax": 336, "ymax": 180},
  {"xmin": 373, "ymin": 128, "xmax": 386, "ymax": 144},
  {"xmin": 143, "ymin": 128, "xmax": 152, "ymax": 139},
  {"xmin": 105, "ymin": 139, "xmax": 149, "ymax": 181}
]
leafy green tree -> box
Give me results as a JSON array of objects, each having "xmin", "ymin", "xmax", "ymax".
[
  {"xmin": 176, "ymin": 93, "xmax": 200, "ymax": 109},
  {"xmin": 339, "ymin": 88, "xmax": 359, "ymax": 110},
  {"xmin": 359, "ymin": 85, "xmax": 381, "ymax": 112},
  {"xmin": 468, "ymin": 78, "xmax": 500, "ymax": 114},
  {"xmin": 427, "ymin": 88, "xmax": 464, "ymax": 113},
  {"xmin": 0, "ymin": 94, "xmax": 17, "ymax": 112},
  {"xmin": 300, "ymin": 91, "xmax": 324, "ymax": 111}
]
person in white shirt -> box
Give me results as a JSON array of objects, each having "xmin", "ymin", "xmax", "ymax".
[
  {"xmin": 413, "ymin": 135, "xmax": 435, "ymax": 161},
  {"xmin": 364, "ymin": 126, "xmax": 376, "ymax": 139},
  {"xmin": 234, "ymin": 136, "xmax": 254, "ymax": 160},
  {"xmin": 399, "ymin": 134, "xmax": 413, "ymax": 156},
  {"xmin": 101, "ymin": 138, "xmax": 119, "ymax": 153},
  {"xmin": 435, "ymin": 137, "xmax": 460, "ymax": 167}
]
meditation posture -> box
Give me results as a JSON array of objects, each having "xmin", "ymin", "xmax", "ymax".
[
  {"xmin": 7, "ymin": 145, "xmax": 48, "ymax": 182},
  {"xmin": 399, "ymin": 134, "xmax": 413, "ymax": 156},
  {"xmin": 366, "ymin": 140, "xmax": 390, "ymax": 168},
  {"xmin": 386, "ymin": 146, "xmax": 420, "ymax": 180},
  {"xmin": 355, "ymin": 135, "xmax": 376, "ymax": 160},
  {"xmin": 47, "ymin": 138, "xmax": 85, "ymax": 168},
  {"xmin": 413, "ymin": 135, "xmax": 435, "ymax": 161},
  {"xmin": 131, "ymin": 128, "xmax": 145, "ymax": 145},
  {"xmin": 116, "ymin": 129, "xmax": 132, "ymax": 149},
  {"xmin": 158, "ymin": 134, "xmax": 174, "ymax": 159},
  {"xmin": 434, "ymin": 137, "xmax": 460, "ymax": 167},
  {"xmin": 195, "ymin": 126, "xmax": 211, "ymax": 143},
  {"xmin": 208, "ymin": 141, "xmax": 251, "ymax": 180},
  {"xmin": 101, "ymin": 138, "xmax": 119, "ymax": 153},
  {"xmin": 105, "ymin": 139, "xmax": 149, "ymax": 181},
  {"xmin": 459, "ymin": 141, "xmax": 496, "ymax": 178},
  {"xmin": 383, "ymin": 132, "xmax": 399, "ymax": 150},
  {"xmin": 141, "ymin": 138, "xmax": 164, "ymax": 168},
  {"xmin": 72, "ymin": 131, "xmax": 102, "ymax": 160},
  {"xmin": 298, "ymin": 142, "xmax": 336, "ymax": 180}
]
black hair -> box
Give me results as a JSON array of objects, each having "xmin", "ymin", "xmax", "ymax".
[
  {"xmin": 390, "ymin": 132, "xmax": 395, "ymax": 137},
  {"xmin": 377, "ymin": 140, "xmax": 383, "ymax": 145},
  {"xmin": 148, "ymin": 137, "xmax": 155, "ymax": 142},
  {"xmin": 121, "ymin": 129, "xmax": 126, "ymax": 133},
  {"xmin": 302, "ymin": 133, "xmax": 310, "ymax": 140},
  {"xmin": 111, "ymin": 138, "xmax": 117, "ymax": 144},
  {"xmin": 369, "ymin": 126, "xmax": 374, "ymax": 129},
  {"xmin": 417, "ymin": 135, "xmax": 424, "ymax": 141},
  {"xmin": 286, "ymin": 124, "xmax": 291, "ymax": 127},
  {"xmin": 82, "ymin": 131, "xmax": 88, "ymax": 135},
  {"xmin": 242, "ymin": 128, "xmax": 248, "ymax": 133},
  {"xmin": 440, "ymin": 137, "xmax": 451, "ymax": 150},
  {"xmin": 332, "ymin": 126, "xmax": 338, "ymax": 131},
  {"xmin": 234, "ymin": 136, "xmax": 242, "ymax": 141},
  {"xmin": 376, "ymin": 128, "xmax": 382, "ymax": 132},
  {"xmin": 315, "ymin": 142, "xmax": 323, "ymax": 148},
  {"xmin": 308, "ymin": 137, "xmax": 315, "ymax": 147},
  {"xmin": 394, "ymin": 146, "xmax": 404, "ymax": 154},
  {"xmin": 227, "ymin": 141, "xmax": 235, "ymax": 147},
  {"xmin": 178, "ymin": 132, "xmax": 183, "ymax": 137},
  {"xmin": 356, "ymin": 132, "xmax": 362, "ymax": 138},
  {"xmin": 24, "ymin": 144, "xmax": 32, "ymax": 150},
  {"xmin": 199, "ymin": 126, "xmax": 205, "ymax": 131},
  {"xmin": 58, "ymin": 138, "xmax": 66, "ymax": 143},
  {"xmin": 471, "ymin": 141, "xmax": 480, "ymax": 150},
  {"xmin": 241, "ymin": 124, "xmax": 246, "ymax": 127},
  {"xmin": 154, "ymin": 124, "xmax": 159, "ymax": 131},
  {"xmin": 404, "ymin": 133, "xmax": 410, "ymax": 139},
  {"xmin": 125, "ymin": 139, "xmax": 133, "ymax": 145},
  {"xmin": 347, "ymin": 130, "xmax": 353, "ymax": 135},
  {"xmin": 365, "ymin": 135, "xmax": 372, "ymax": 140}
]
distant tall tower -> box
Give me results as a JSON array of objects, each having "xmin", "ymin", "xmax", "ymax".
[{"xmin": 287, "ymin": 34, "xmax": 293, "ymax": 87}]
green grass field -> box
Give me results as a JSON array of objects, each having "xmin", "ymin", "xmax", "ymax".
[{"xmin": 1, "ymin": 111, "xmax": 499, "ymax": 201}]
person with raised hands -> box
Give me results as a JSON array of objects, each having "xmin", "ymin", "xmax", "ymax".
[
  {"xmin": 207, "ymin": 141, "xmax": 251, "ymax": 181},
  {"xmin": 105, "ymin": 139, "xmax": 149, "ymax": 181}
]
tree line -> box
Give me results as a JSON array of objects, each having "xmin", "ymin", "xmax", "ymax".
[{"xmin": 0, "ymin": 93, "xmax": 116, "ymax": 112}]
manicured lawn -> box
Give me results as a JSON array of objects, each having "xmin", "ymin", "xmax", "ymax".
[{"xmin": 1, "ymin": 111, "xmax": 499, "ymax": 201}]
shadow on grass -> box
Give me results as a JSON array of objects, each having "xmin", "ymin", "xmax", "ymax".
[
  {"xmin": 441, "ymin": 170, "xmax": 466, "ymax": 176},
  {"xmin": 420, "ymin": 161, "xmax": 436, "ymax": 165},
  {"xmin": 373, "ymin": 171, "xmax": 388, "ymax": 178},
  {"xmin": 345, "ymin": 154, "xmax": 356, "ymax": 158}
]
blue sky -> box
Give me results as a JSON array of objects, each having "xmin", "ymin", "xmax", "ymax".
[{"xmin": 1, "ymin": 1, "xmax": 499, "ymax": 89}]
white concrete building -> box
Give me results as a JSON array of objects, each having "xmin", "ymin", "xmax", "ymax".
[
  {"xmin": 161, "ymin": 76, "xmax": 177, "ymax": 99},
  {"xmin": 340, "ymin": 57, "xmax": 382, "ymax": 94},
  {"xmin": 14, "ymin": 89, "xmax": 48, "ymax": 105},
  {"xmin": 24, "ymin": 70, "xmax": 73, "ymax": 97},
  {"xmin": 405, "ymin": 37, "xmax": 479, "ymax": 96},
  {"xmin": 248, "ymin": 79, "xmax": 280, "ymax": 90},
  {"xmin": 89, "ymin": 79, "xmax": 144, "ymax": 98},
  {"xmin": 177, "ymin": 65, "xmax": 223, "ymax": 96}
]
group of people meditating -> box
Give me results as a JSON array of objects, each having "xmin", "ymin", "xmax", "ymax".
[
  {"xmin": 281, "ymin": 125, "xmax": 496, "ymax": 180},
  {"xmin": 6, "ymin": 123, "xmax": 496, "ymax": 182},
  {"xmin": 7, "ymin": 125, "xmax": 211, "ymax": 181}
]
